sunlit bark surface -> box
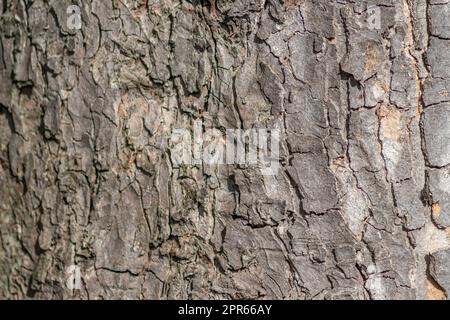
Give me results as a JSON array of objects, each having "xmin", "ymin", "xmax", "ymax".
[{"xmin": 0, "ymin": 0, "xmax": 450, "ymax": 299}]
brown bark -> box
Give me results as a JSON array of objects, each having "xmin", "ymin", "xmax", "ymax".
[{"xmin": 0, "ymin": 0, "xmax": 450, "ymax": 299}]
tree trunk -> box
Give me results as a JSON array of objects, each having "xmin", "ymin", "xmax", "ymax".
[{"xmin": 1, "ymin": 0, "xmax": 450, "ymax": 300}]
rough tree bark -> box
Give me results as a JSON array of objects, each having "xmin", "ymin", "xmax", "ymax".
[{"xmin": 0, "ymin": 0, "xmax": 450, "ymax": 300}]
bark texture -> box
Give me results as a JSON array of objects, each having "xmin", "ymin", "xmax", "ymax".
[{"xmin": 1, "ymin": 0, "xmax": 450, "ymax": 300}]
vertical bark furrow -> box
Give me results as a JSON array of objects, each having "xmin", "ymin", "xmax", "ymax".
[{"xmin": 0, "ymin": 0, "xmax": 449, "ymax": 300}]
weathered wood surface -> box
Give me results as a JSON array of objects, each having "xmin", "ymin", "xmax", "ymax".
[{"xmin": 0, "ymin": 0, "xmax": 449, "ymax": 299}]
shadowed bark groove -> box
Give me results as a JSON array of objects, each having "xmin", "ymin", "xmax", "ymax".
[{"xmin": 0, "ymin": 0, "xmax": 449, "ymax": 299}]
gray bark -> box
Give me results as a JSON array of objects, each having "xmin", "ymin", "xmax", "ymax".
[{"xmin": 0, "ymin": 0, "xmax": 450, "ymax": 299}]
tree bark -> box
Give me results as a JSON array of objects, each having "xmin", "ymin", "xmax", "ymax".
[{"xmin": 1, "ymin": 0, "xmax": 450, "ymax": 299}]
